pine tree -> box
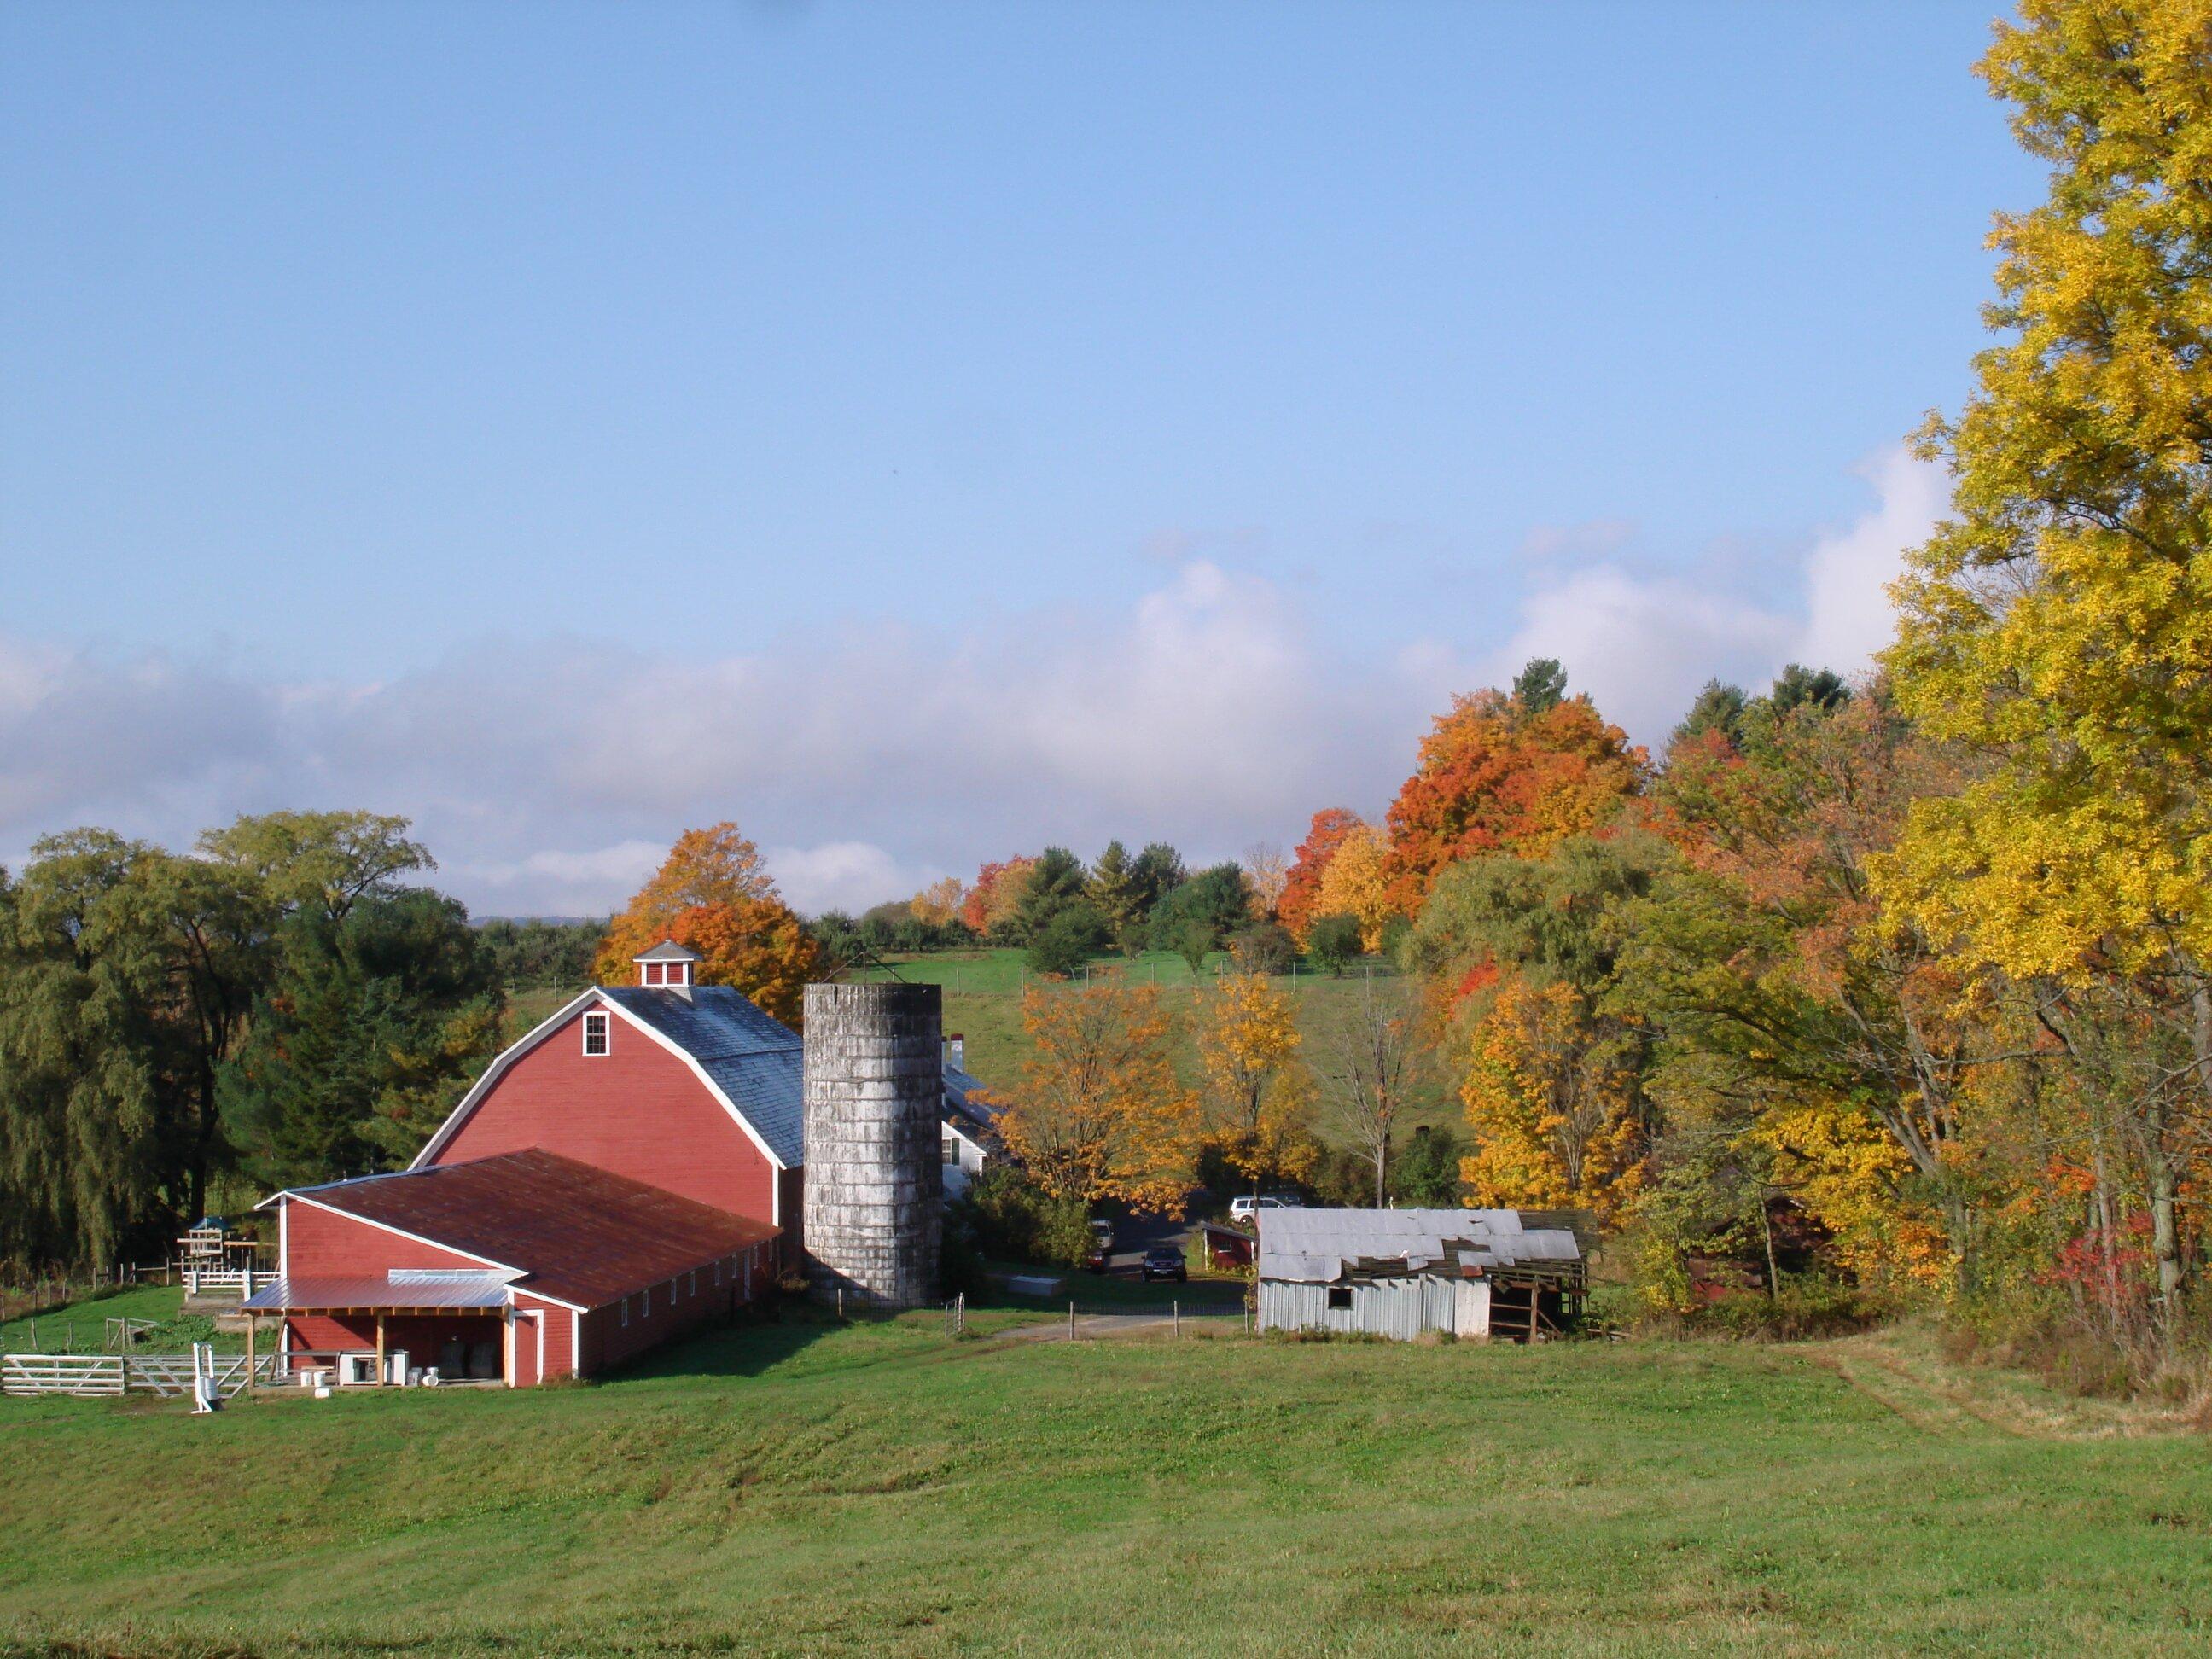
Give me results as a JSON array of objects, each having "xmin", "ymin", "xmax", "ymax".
[{"xmin": 1086, "ymin": 840, "xmax": 1145, "ymax": 954}]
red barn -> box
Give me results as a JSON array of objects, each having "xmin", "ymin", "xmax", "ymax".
[
  {"xmin": 242, "ymin": 942, "xmax": 1001, "ymax": 1387},
  {"xmin": 248, "ymin": 1149, "xmax": 777, "ymax": 1384}
]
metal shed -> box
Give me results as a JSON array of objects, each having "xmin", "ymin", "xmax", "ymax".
[{"xmin": 1254, "ymin": 1208, "xmax": 1585, "ymax": 1342}]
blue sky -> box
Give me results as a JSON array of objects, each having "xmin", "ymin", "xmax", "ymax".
[{"xmin": 1, "ymin": 3, "xmax": 2038, "ymax": 915}]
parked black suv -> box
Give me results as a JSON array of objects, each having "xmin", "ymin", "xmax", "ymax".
[{"xmin": 1140, "ymin": 1244, "xmax": 1188, "ymax": 1283}]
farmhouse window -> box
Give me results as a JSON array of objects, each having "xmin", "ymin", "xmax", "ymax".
[
  {"xmin": 582, "ymin": 1011, "xmax": 610, "ymax": 1057},
  {"xmin": 1326, "ymin": 1286, "xmax": 1353, "ymax": 1311}
]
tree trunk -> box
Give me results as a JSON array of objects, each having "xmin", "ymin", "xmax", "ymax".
[{"xmin": 1373, "ymin": 1125, "xmax": 1389, "ymax": 1208}]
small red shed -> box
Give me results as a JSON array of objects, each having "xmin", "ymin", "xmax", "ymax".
[{"xmin": 248, "ymin": 1149, "xmax": 778, "ymax": 1385}]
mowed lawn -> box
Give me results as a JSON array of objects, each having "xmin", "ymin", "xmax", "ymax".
[{"xmin": 3, "ymin": 1317, "xmax": 2210, "ymax": 1656}]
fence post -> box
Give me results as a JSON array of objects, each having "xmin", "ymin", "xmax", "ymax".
[
  {"xmin": 1068, "ymin": 1301, "xmax": 1074, "ymax": 1341},
  {"xmin": 1173, "ymin": 1301, "xmax": 1179, "ymax": 1339}
]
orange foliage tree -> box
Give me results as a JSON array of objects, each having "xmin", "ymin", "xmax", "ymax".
[
  {"xmin": 1310, "ymin": 823, "xmax": 1394, "ymax": 951},
  {"xmin": 990, "ymin": 982, "xmax": 1196, "ymax": 1214},
  {"xmin": 1276, "ymin": 808, "xmax": 1363, "ymax": 942},
  {"xmin": 1196, "ymin": 973, "xmax": 1318, "ymax": 1192},
  {"xmin": 1459, "ymin": 977, "xmax": 1643, "ymax": 1225},
  {"xmin": 593, "ymin": 824, "xmax": 823, "ymax": 1027},
  {"xmin": 960, "ymin": 857, "xmax": 1036, "ymax": 935},
  {"xmin": 1382, "ymin": 690, "xmax": 1644, "ymax": 913}
]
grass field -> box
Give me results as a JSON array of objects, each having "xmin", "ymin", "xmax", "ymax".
[
  {"xmin": 4, "ymin": 1311, "xmax": 2210, "ymax": 1656},
  {"xmin": 0, "ymin": 1283, "xmax": 243, "ymax": 1356}
]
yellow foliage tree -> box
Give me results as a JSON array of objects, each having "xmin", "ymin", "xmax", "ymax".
[
  {"xmin": 1310, "ymin": 823, "xmax": 1394, "ymax": 951},
  {"xmin": 991, "ymin": 982, "xmax": 1196, "ymax": 1214},
  {"xmin": 910, "ymin": 876, "xmax": 967, "ymax": 928},
  {"xmin": 592, "ymin": 824, "xmax": 822, "ymax": 1027},
  {"xmin": 1196, "ymin": 973, "xmax": 1318, "ymax": 1191},
  {"xmin": 1459, "ymin": 978, "xmax": 1641, "ymax": 1225}
]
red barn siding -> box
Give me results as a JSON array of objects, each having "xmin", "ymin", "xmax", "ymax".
[
  {"xmin": 428, "ymin": 1003, "xmax": 781, "ymax": 1228},
  {"xmin": 282, "ymin": 1313, "xmax": 504, "ymax": 1377},
  {"xmin": 283, "ymin": 1197, "xmax": 496, "ymax": 1276}
]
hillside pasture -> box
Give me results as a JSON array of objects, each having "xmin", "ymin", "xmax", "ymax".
[{"xmin": 3, "ymin": 1313, "xmax": 2209, "ymax": 1656}]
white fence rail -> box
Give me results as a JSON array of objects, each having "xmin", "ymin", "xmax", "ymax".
[
  {"xmin": 182, "ymin": 1267, "xmax": 266, "ymax": 1297},
  {"xmin": 2, "ymin": 1351, "xmax": 278, "ymax": 1399}
]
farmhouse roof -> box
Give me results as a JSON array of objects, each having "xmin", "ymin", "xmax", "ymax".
[
  {"xmin": 632, "ymin": 940, "xmax": 703, "ymax": 962},
  {"xmin": 1256, "ymin": 1208, "xmax": 1582, "ymax": 1284},
  {"xmin": 273, "ymin": 1149, "xmax": 778, "ymax": 1310}
]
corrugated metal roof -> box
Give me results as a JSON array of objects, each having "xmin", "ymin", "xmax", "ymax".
[
  {"xmin": 242, "ymin": 1272, "xmax": 514, "ymax": 1313},
  {"xmin": 1256, "ymin": 1208, "xmax": 1582, "ymax": 1283},
  {"xmin": 284, "ymin": 1148, "xmax": 781, "ymax": 1309},
  {"xmin": 602, "ymin": 986, "xmax": 806, "ymax": 1166}
]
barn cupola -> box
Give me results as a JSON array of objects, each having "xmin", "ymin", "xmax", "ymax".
[{"xmin": 633, "ymin": 940, "xmax": 701, "ymax": 999}]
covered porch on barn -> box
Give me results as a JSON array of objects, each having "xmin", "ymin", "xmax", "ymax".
[{"xmin": 242, "ymin": 1271, "xmax": 521, "ymax": 1387}]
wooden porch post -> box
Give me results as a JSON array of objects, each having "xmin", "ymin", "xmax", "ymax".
[
  {"xmin": 375, "ymin": 1314, "xmax": 387, "ymax": 1386},
  {"xmin": 245, "ymin": 1314, "xmax": 256, "ymax": 1391}
]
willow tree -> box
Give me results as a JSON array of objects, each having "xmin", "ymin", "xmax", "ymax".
[{"xmin": 1881, "ymin": 0, "xmax": 2212, "ymax": 1324}]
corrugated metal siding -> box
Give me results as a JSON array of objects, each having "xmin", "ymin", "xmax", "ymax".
[{"xmin": 1256, "ymin": 1274, "xmax": 1463, "ymax": 1340}]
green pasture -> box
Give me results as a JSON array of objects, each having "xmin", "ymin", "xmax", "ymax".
[{"xmin": 3, "ymin": 1313, "xmax": 2209, "ymax": 1656}]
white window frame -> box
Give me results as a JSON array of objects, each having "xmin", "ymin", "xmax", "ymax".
[{"xmin": 581, "ymin": 1010, "xmax": 611, "ymax": 1057}]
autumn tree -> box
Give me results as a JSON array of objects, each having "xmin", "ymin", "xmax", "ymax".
[
  {"xmin": 1277, "ymin": 808, "xmax": 1362, "ymax": 942},
  {"xmin": 1620, "ymin": 691, "xmax": 1989, "ymax": 1286},
  {"xmin": 961, "ymin": 857, "xmax": 1036, "ymax": 938},
  {"xmin": 1878, "ymin": 0, "xmax": 2212, "ymax": 1327},
  {"xmin": 594, "ymin": 824, "xmax": 822, "ymax": 1027},
  {"xmin": 1196, "ymin": 973, "xmax": 1317, "ymax": 1193},
  {"xmin": 1460, "ymin": 978, "xmax": 1643, "ymax": 1225},
  {"xmin": 909, "ymin": 876, "xmax": 967, "ymax": 928},
  {"xmin": 1382, "ymin": 688, "xmax": 1644, "ymax": 912},
  {"xmin": 990, "ymin": 983, "xmax": 1196, "ymax": 1214},
  {"xmin": 1310, "ymin": 823, "xmax": 1393, "ymax": 951},
  {"xmin": 1241, "ymin": 842, "xmax": 1289, "ymax": 919}
]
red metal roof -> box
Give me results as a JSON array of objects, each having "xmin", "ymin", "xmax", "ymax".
[{"xmin": 283, "ymin": 1149, "xmax": 779, "ymax": 1310}]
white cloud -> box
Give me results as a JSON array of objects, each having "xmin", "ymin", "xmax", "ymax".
[
  {"xmin": 1483, "ymin": 445, "xmax": 1947, "ymax": 747},
  {"xmin": 765, "ymin": 841, "xmax": 933, "ymax": 917},
  {"xmin": 0, "ymin": 451, "xmax": 1950, "ymax": 911}
]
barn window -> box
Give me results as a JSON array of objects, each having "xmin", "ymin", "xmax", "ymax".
[
  {"xmin": 713, "ymin": 1259, "xmax": 721, "ymax": 1288},
  {"xmin": 688, "ymin": 1270, "xmax": 696, "ymax": 1296},
  {"xmin": 620, "ymin": 1297, "xmax": 629, "ymax": 1329},
  {"xmin": 582, "ymin": 1011, "xmax": 610, "ymax": 1057},
  {"xmin": 642, "ymin": 1286, "xmax": 650, "ymax": 1318},
  {"xmin": 669, "ymin": 1277, "xmax": 678, "ymax": 1304},
  {"xmin": 1326, "ymin": 1286, "xmax": 1353, "ymax": 1311}
]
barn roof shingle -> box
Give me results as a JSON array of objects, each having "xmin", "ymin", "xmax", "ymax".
[{"xmin": 285, "ymin": 1148, "xmax": 779, "ymax": 1309}]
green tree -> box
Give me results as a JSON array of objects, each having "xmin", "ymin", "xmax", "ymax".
[
  {"xmin": 223, "ymin": 888, "xmax": 504, "ymax": 1185},
  {"xmin": 1512, "ymin": 655, "xmax": 1569, "ymax": 716},
  {"xmin": 1013, "ymin": 847, "xmax": 1089, "ymax": 942},
  {"xmin": 1671, "ymin": 679, "xmax": 1748, "ymax": 749},
  {"xmin": 1128, "ymin": 842, "xmax": 1187, "ymax": 922},
  {"xmin": 198, "ymin": 810, "xmax": 431, "ymax": 923},
  {"xmin": 1147, "ymin": 863, "xmax": 1253, "ymax": 958},
  {"xmin": 1024, "ymin": 902, "xmax": 1112, "ymax": 980},
  {"xmin": 1086, "ymin": 840, "xmax": 1145, "ymax": 954},
  {"xmin": 1304, "ymin": 914, "xmax": 1363, "ymax": 976}
]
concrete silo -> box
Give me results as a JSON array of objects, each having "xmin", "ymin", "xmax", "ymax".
[{"xmin": 801, "ymin": 981, "xmax": 942, "ymax": 1304}]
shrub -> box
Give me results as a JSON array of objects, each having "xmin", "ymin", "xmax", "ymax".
[
  {"xmin": 1025, "ymin": 903, "xmax": 1111, "ymax": 979},
  {"xmin": 955, "ymin": 1164, "xmax": 1094, "ymax": 1269},
  {"xmin": 1228, "ymin": 921, "xmax": 1296, "ymax": 975},
  {"xmin": 1305, "ymin": 915, "xmax": 1362, "ymax": 975}
]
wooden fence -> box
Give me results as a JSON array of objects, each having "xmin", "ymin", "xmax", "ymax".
[{"xmin": 1, "ymin": 1351, "xmax": 279, "ymax": 1399}]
